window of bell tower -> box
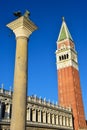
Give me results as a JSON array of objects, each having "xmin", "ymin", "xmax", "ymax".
[{"xmin": 59, "ymin": 53, "xmax": 69, "ymax": 61}]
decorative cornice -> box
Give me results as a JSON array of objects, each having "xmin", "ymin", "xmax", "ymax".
[{"xmin": 56, "ymin": 60, "xmax": 78, "ymax": 70}]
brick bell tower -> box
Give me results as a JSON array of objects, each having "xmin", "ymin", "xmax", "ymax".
[{"xmin": 56, "ymin": 17, "xmax": 86, "ymax": 130}]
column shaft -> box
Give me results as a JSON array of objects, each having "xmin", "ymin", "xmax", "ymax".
[
  {"xmin": 48, "ymin": 113, "xmax": 51, "ymax": 124},
  {"xmin": 56, "ymin": 115, "xmax": 58, "ymax": 125},
  {"xmin": 10, "ymin": 37, "xmax": 28, "ymax": 130},
  {"xmin": 0, "ymin": 103, "xmax": 2, "ymax": 119},
  {"xmin": 52, "ymin": 114, "xmax": 55, "ymax": 124},
  {"xmin": 38, "ymin": 110, "xmax": 41, "ymax": 122},
  {"xmin": 43, "ymin": 112, "xmax": 46, "ymax": 123},
  {"xmin": 70, "ymin": 117, "xmax": 73, "ymax": 127},
  {"xmin": 27, "ymin": 108, "xmax": 29, "ymax": 121},
  {"xmin": 4, "ymin": 104, "xmax": 11, "ymax": 119},
  {"xmin": 32, "ymin": 109, "xmax": 36, "ymax": 122}
]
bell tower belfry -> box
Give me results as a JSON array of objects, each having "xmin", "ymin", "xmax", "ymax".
[{"xmin": 56, "ymin": 18, "xmax": 86, "ymax": 130}]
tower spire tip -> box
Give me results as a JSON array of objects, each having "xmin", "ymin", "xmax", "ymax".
[{"xmin": 62, "ymin": 17, "xmax": 65, "ymax": 21}]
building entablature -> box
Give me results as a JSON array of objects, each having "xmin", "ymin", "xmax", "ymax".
[{"xmin": 27, "ymin": 95, "xmax": 72, "ymax": 114}]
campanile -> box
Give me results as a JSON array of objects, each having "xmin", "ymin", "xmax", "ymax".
[{"xmin": 56, "ymin": 18, "xmax": 86, "ymax": 130}]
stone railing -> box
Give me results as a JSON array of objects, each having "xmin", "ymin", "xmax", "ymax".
[
  {"xmin": 27, "ymin": 95, "xmax": 72, "ymax": 112},
  {"xmin": 0, "ymin": 88, "xmax": 12, "ymax": 96}
]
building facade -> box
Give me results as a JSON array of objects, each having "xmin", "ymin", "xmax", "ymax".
[{"xmin": 0, "ymin": 88, "xmax": 73, "ymax": 130}]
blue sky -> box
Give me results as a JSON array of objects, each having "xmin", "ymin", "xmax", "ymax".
[{"xmin": 0, "ymin": 0, "xmax": 87, "ymax": 119}]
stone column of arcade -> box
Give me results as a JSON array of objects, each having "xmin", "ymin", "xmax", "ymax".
[{"xmin": 6, "ymin": 11, "xmax": 37, "ymax": 130}]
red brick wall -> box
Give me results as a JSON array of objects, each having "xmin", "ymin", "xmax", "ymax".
[{"xmin": 58, "ymin": 66, "xmax": 86, "ymax": 130}]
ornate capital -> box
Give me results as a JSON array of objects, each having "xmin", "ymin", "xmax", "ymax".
[{"xmin": 7, "ymin": 16, "xmax": 38, "ymax": 38}]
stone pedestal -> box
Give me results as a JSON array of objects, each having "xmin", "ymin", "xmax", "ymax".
[{"xmin": 7, "ymin": 12, "xmax": 37, "ymax": 130}]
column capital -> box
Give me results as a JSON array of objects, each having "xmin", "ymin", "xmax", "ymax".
[{"xmin": 6, "ymin": 16, "xmax": 38, "ymax": 38}]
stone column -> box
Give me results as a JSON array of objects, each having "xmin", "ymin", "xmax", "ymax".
[
  {"xmin": 0, "ymin": 102, "xmax": 2, "ymax": 119},
  {"xmin": 52, "ymin": 114, "xmax": 55, "ymax": 124},
  {"xmin": 70, "ymin": 116, "xmax": 73, "ymax": 127},
  {"xmin": 47, "ymin": 113, "xmax": 51, "ymax": 124},
  {"xmin": 6, "ymin": 11, "xmax": 37, "ymax": 130},
  {"xmin": 56, "ymin": 115, "xmax": 58, "ymax": 125},
  {"xmin": 32, "ymin": 109, "xmax": 36, "ymax": 122},
  {"xmin": 5, "ymin": 104, "xmax": 11, "ymax": 119},
  {"xmin": 29, "ymin": 108, "xmax": 31, "ymax": 121},
  {"xmin": 63, "ymin": 116, "xmax": 65, "ymax": 126},
  {"xmin": 43, "ymin": 111, "xmax": 47, "ymax": 123},
  {"xmin": 66, "ymin": 117, "xmax": 69, "ymax": 126},
  {"xmin": 59, "ymin": 115, "xmax": 62, "ymax": 125},
  {"xmin": 27, "ymin": 108, "xmax": 29, "ymax": 121},
  {"xmin": 38, "ymin": 110, "xmax": 42, "ymax": 122}
]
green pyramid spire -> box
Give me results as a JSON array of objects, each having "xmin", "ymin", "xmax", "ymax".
[{"xmin": 58, "ymin": 17, "xmax": 73, "ymax": 42}]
